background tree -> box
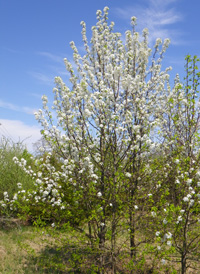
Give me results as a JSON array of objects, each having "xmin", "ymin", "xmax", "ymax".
[{"xmin": 153, "ymin": 55, "xmax": 200, "ymax": 274}]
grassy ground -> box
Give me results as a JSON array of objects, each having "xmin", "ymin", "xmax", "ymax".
[
  {"xmin": 0, "ymin": 221, "xmax": 151, "ymax": 274},
  {"xmin": 0, "ymin": 220, "xmax": 43, "ymax": 273},
  {"xmin": 0, "ymin": 219, "xmax": 99, "ymax": 274},
  {"xmin": 0, "ymin": 219, "xmax": 200, "ymax": 274}
]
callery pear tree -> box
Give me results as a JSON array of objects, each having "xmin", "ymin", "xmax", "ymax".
[{"xmin": 33, "ymin": 6, "xmax": 172, "ymax": 272}]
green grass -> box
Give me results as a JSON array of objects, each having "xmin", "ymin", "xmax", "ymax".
[
  {"xmin": 0, "ymin": 219, "xmax": 200, "ymax": 274},
  {"xmin": 0, "ymin": 224, "xmax": 35, "ymax": 273},
  {"xmin": 0, "ymin": 220, "xmax": 97, "ymax": 274}
]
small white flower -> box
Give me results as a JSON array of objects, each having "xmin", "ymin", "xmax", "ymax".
[
  {"xmin": 163, "ymin": 232, "xmax": 172, "ymax": 240},
  {"xmin": 51, "ymin": 223, "xmax": 55, "ymax": 228},
  {"xmin": 156, "ymin": 231, "xmax": 160, "ymax": 236},
  {"xmin": 39, "ymin": 146, "xmax": 45, "ymax": 152},
  {"xmin": 36, "ymin": 179, "xmax": 42, "ymax": 185},
  {"xmin": 151, "ymin": 211, "xmax": 156, "ymax": 217},
  {"xmin": 189, "ymin": 199, "xmax": 194, "ymax": 207},
  {"xmin": 196, "ymin": 171, "xmax": 200, "ymax": 178},
  {"xmin": 17, "ymin": 183, "xmax": 22, "ymax": 188},
  {"xmin": 177, "ymin": 216, "xmax": 182, "ymax": 222},
  {"xmin": 165, "ymin": 232, "xmax": 172, "ymax": 239},
  {"xmin": 54, "ymin": 200, "xmax": 61, "ymax": 206},
  {"xmin": 167, "ymin": 241, "xmax": 171, "ymax": 246},
  {"xmin": 163, "ymin": 219, "xmax": 168, "ymax": 224},
  {"xmin": 157, "ymin": 246, "xmax": 161, "ymax": 250},
  {"xmin": 97, "ymin": 192, "xmax": 102, "ymax": 197},
  {"xmin": 183, "ymin": 197, "xmax": 189, "ymax": 202},
  {"xmin": 38, "ymin": 172, "xmax": 42, "ymax": 178},
  {"xmin": 52, "ymin": 189, "xmax": 58, "ymax": 197},
  {"xmin": 134, "ymin": 205, "xmax": 138, "ymax": 210},
  {"xmin": 186, "ymin": 179, "xmax": 192, "ymax": 186},
  {"xmin": 91, "ymin": 174, "xmax": 98, "ymax": 180},
  {"xmin": 161, "ymin": 259, "xmax": 166, "ymax": 265},
  {"xmin": 125, "ymin": 172, "xmax": 132, "ymax": 178},
  {"xmin": 13, "ymin": 156, "xmax": 18, "ymax": 162},
  {"xmin": 43, "ymin": 190, "xmax": 49, "ymax": 197}
]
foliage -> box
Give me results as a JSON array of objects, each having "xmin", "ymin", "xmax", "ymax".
[
  {"xmin": 152, "ymin": 55, "xmax": 200, "ymax": 273},
  {"xmin": 0, "ymin": 137, "xmax": 34, "ymax": 202}
]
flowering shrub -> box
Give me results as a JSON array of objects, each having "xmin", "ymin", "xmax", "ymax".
[
  {"xmin": 149, "ymin": 55, "xmax": 200, "ymax": 273},
  {"xmin": 0, "ymin": 137, "xmax": 34, "ymax": 202}
]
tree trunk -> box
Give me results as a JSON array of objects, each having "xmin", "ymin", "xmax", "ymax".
[
  {"xmin": 181, "ymin": 253, "xmax": 187, "ymax": 274},
  {"xmin": 111, "ymin": 212, "xmax": 117, "ymax": 274},
  {"xmin": 130, "ymin": 210, "xmax": 136, "ymax": 259},
  {"xmin": 99, "ymin": 223, "xmax": 106, "ymax": 274}
]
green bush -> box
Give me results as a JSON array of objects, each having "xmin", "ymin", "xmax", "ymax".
[{"xmin": 0, "ymin": 137, "xmax": 34, "ymax": 200}]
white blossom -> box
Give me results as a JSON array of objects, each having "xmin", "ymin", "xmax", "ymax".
[{"xmin": 163, "ymin": 219, "xmax": 168, "ymax": 224}]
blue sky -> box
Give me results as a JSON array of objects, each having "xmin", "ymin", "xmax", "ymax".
[{"xmin": 0, "ymin": 0, "xmax": 200, "ymax": 152}]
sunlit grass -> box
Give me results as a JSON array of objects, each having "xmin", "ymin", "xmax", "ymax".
[
  {"xmin": 0, "ymin": 223, "xmax": 36, "ymax": 273},
  {"xmin": 0, "ymin": 218, "xmax": 200, "ymax": 273}
]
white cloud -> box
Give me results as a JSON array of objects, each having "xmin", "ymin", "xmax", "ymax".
[
  {"xmin": 0, "ymin": 99, "xmax": 37, "ymax": 115},
  {"xmin": 37, "ymin": 51, "xmax": 64, "ymax": 64},
  {"xmin": 29, "ymin": 92, "xmax": 43, "ymax": 99},
  {"xmin": 48, "ymin": 65, "xmax": 69, "ymax": 77},
  {"xmin": 29, "ymin": 71, "xmax": 54, "ymax": 86},
  {"xmin": 29, "ymin": 51, "xmax": 69, "ymax": 86},
  {"xmin": 0, "ymin": 119, "xmax": 41, "ymax": 153},
  {"xmin": 149, "ymin": 0, "xmax": 178, "ymax": 8},
  {"xmin": 114, "ymin": 0, "xmax": 182, "ymax": 45}
]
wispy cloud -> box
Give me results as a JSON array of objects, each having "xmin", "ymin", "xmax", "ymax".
[
  {"xmin": 37, "ymin": 51, "xmax": 64, "ymax": 64},
  {"xmin": 3, "ymin": 47, "xmax": 24, "ymax": 54},
  {"xmin": 114, "ymin": 0, "xmax": 182, "ymax": 45},
  {"xmin": 29, "ymin": 51, "xmax": 68, "ymax": 85},
  {"xmin": 0, "ymin": 119, "xmax": 41, "ymax": 152},
  {"xmin": 0, "ymin": 99, "xmax": 37, "ymax": 114},
  {"xmin": 29, "ymin": 71, "xmax": 54, "ymax": 86},
  {"xmin": 48, "ymin": 65, "xmax": 69, "ymax": 77},
  {"xmin": 29, "ymin": 92, "xmax": 43, "ymax": 99}
]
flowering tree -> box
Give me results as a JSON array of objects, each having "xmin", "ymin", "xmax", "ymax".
[
  {"xmin": 33, "ymin": 7, "xmax": 172, "ymax": 272},
  {"xmin": 152, "ymin": 55, "xmax": 200, "ymax": 273}
]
